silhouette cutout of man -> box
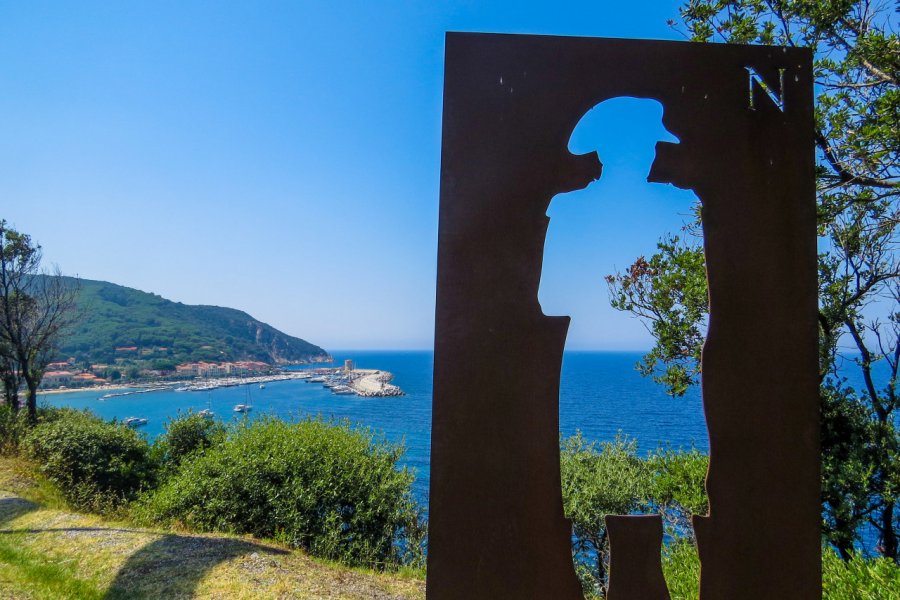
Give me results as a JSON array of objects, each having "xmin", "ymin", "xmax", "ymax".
[{"xmin": 539, "ymin": 97, "xmax": 701, "ymax": 598}]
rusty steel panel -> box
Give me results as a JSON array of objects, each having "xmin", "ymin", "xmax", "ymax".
[
  {"xmin": 429, "ymin": 33, "xmax": 819, "ymax": 599},
  {"xmin": 606, "ymin": 516, "xmax": 670, "ymax": 600}
]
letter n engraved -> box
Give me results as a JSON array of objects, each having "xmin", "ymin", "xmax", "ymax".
[{"xmin": 745, "ymin": 66, "xmax": 786, "ymax": 111}]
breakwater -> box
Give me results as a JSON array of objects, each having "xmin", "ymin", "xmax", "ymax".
[{"xmin": 306, "ymin": 367, "xmax": 404, "ymax": 397}]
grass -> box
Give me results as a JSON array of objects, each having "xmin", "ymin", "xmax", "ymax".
[
  {"xmin": 0, "ymin": 536, "xmax": 106, "ymax": 600},
  {"xmin": 0, "ymin": 456, "xmax": 425, "ymax": 599}
]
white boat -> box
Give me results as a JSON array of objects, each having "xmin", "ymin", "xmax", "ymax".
[
  {"xmin": 125, "ymin": 417, "xmax": 148, "ymax": 427},
  {"xmin": 198, "ymin": 408, "xmax": 214, "ymax": 418},
  {"xmin": 331, "ymin": 385, "xmax": 355, "ymax": 395},
  {"xmin": 259, "ymin": 383, "xmax": 265, "ymax": 389},
  {"xmin": 233, "ymin": 404, "xmax": 252, "ymax": 413}
]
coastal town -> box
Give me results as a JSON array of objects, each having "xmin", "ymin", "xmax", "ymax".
[
  {"xmin": 42, "ymin": 358, "xmax": 404, "ymax": 399},
  {"xmin": 41, "ymin": 358, "xmax": 275, "ymax": 389}
]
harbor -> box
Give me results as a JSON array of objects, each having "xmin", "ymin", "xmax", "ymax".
[
  {"xmin": 173, "ymin": 361, "xmax": 405, "ymax": 398},
  {"xmin": 317, "ymin": 367, "xmax": 405, "ymax": 398}
]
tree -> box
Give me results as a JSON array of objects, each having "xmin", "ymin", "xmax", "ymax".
[
  {"xmin": 0, "ymin": 338, "xmax": 20, "ymax": 411},
  {"xmin": 0, "ymin": 221, "xmax": 80, "ymax": 423},
  {"xmin": 607, "ymin": 1, "xmax": 899, "ymax": 560},
  {"xmin": 560, "ymin": 433, "xmax": 711, "ymax": 596},
  {"xmin": 561, "ymin": 433, "xmax": 652, "ymax": 596}
]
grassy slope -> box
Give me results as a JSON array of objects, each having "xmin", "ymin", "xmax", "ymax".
[
  {"xmin": 0, "ymin": 458, "xmax": 424, "ymax": 599},
  {"xmin": 59, "ymin": 277, "xmax": 329, "ymax": 365}
]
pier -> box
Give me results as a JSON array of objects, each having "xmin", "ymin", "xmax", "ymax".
[{"xmin": 345, "ymin": 369, "xmax": 404, "ymax": 397}]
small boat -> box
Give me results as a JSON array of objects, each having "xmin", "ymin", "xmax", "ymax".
[
  {"xmin": 259, "ymin": 383, "xmax": 265, "ymax": 389},
  {"xmin": 308, "ymin": 376, "xmax": 326, "ymax": 383},
  {"xmin": 198, "ymin": 408, "xmax": 214, "ymax": 418},
  {"xmin": 233, "ymin": 404, "xmax": 252, "ymax": 413},
  {"xmin": 331, "ymin": 385, "xmax": 355, "ymax": 395},
  {"xmin": 124, "ymin": 417, "xmax": 148, "ymax": 427}
]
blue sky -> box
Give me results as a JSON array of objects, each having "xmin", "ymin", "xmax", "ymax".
[{"xmin": 0, "ymin": 1, "xmax": 700, "ymax": 350}]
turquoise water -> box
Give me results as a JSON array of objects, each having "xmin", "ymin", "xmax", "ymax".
[{"xmin": 40, "ymin": 350, "xmax": 710, "ymax": 507}]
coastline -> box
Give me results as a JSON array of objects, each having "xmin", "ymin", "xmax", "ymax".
[
  {"xmin": 38, "ymin": 383, "xmax": 144, "ymax": 396},
  {"xmin": 38, "ymin": 367, "xmax": 405, "ymax": 399}
]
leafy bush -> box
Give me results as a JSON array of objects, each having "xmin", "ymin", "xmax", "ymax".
[
  {"xmin": 561, "ymin": 433, "xmax": 651, "ymax": 596},
  {"xmin": 0, "ymin": 405, "xmax": 90, "ymax": 456},
  {"xmin": 660, "ymin": 541, "xmax": 700, "ymax": 600},
  {"xmin": 823, "ymin": 549, "xmax": 900, "ymax": 600},
  {"xmin": 23, "ymin": 411, "xmax": 156, "ymax": 512},
  {"xmin": 661, "ymin": 544, "xmax": 900, "ymax": 600},
  {"xmin": 561, "ymin": 433, "xmax": 710, "ymax": 596},
  {"xmin": 648, "ymin": 448, "xmax": 709, "ymax": 538},
  {"xmin": 135, "ymin": 416, "xmax": 420, "ymax": 569},
  {"xmin": 152, "ymin": 411, "xmax": 225, "ymax": 473},
  {"xmin": 0, "ymin": 405, "xmax": 30, "ymax": 455}
]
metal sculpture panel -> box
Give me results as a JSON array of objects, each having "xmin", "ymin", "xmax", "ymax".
[{"xmin": 429, "ymin": 33, "xmax": 819, "ymax": 599}]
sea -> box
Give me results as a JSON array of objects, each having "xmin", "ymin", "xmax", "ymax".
[
  {"xmin": 39, "ymin": 350, "xmax": 882, "ymax": 510},
  {"xmin": 39, "ymin": 351, "xmax": 706, "ymax": 508}
]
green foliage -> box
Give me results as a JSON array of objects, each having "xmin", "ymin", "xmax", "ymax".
[
  {"xmin": 823, "ymin": 549, "xmax": 900, "ymax": 600},
  {"xmin": 659, "ymin": 541, "xmax": 900, "ymax": 600},
  {"xmin": 821, "ymin": 381, "xmax": 879, "ymax": 557},
  {"xmin": 560, "ymin": 433, "xmax": 709, "ymax": 596},
  {"xmin": 0, "ymin": 222, "xmax": 81, "ymax": 422},
  {"xmin": 561, "ymin": 433, "xmax": 651, "ymax": 532},
  {"xmin": 660, "ymin": 541, "xmax": 701, "ymax": 600},
  {"xmin": 0, "ymin": 404, "xmax": 30, "ymax": 455},
  {"xmin": 135, "ymin": 417, "xmax": 421, "ymax": 570},
  {"xmin": 152, "ymin": 411, "xmax": 225, "ymax": 473},
  {"xmin": 0, "ymin": 405, "xmax": 90, "ymax": 457},
  {"xmin": 23, "ymin": 411, "xmax": 156, "ymax": 512},
  {"xmin": 560, "ymin": 433, "xmax": 648, "ymax": 594},
  {"xmin": 60, "ymin": 277, "xmax": 329, "ymax": 366},
  {"xmin": 606, "ymin": 234, "xmax": 707, "ymax": 396},
  {"xmin": 649, "ymin": 447, "xmax": 709, "ymax": 536}
]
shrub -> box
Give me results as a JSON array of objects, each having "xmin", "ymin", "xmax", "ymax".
[
  {"xmin": 0, "ymin": 405, "xmax": 30, "ymax": 455},
  {"xmin": 135, "ymin": 416, "xmax": 419, "ymax": 569},
  {"xmin": 24, "ymin": 411, "xmax": 156, "ymax": 512},
  {"xmin": 152, "ymin": 410, "xmax": 225, "ymax": 473},
  {"xmin": 661, "ymin": 541, "xmax": 701, "ymax": 600},
  {"xmin": 823, "ymin": 549, "xmax": 900, "ymax": 600},
  {"xmin": 0, "ymin": 405, "xmax": 89, "ymax": 456},
  {"xmin": 560, "ymin": 432, "xmax": 654, "ymax": 596},
  {"xmin": 648, "ymin": 447, "xmax": 709, "ymax": 538},
  {"xmin": 661, "ymin": 544, "xmax": 900, "ymax": 600}
]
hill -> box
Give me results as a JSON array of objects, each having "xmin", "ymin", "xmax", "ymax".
[{"xmin": 56, "ymin": 277, "xmax": 330, "ymax": 366}]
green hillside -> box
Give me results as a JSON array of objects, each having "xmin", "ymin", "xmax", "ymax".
[{"xmin": 57, "ymin": 277, "xmax": 330, "ymax": 366}]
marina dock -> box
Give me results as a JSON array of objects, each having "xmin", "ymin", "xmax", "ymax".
[{"xmin": 175, "ymin": 367, "xmax": 404, "ymax": 397}]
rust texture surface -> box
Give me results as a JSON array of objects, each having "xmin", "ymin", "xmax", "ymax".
[
  {"xmin": 429, "ymin": 33, "xmax": 819, "ymax": 599},
  {"xmin": 606, "ymin": 516, "xmax": 670, "ymax": 600}
]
